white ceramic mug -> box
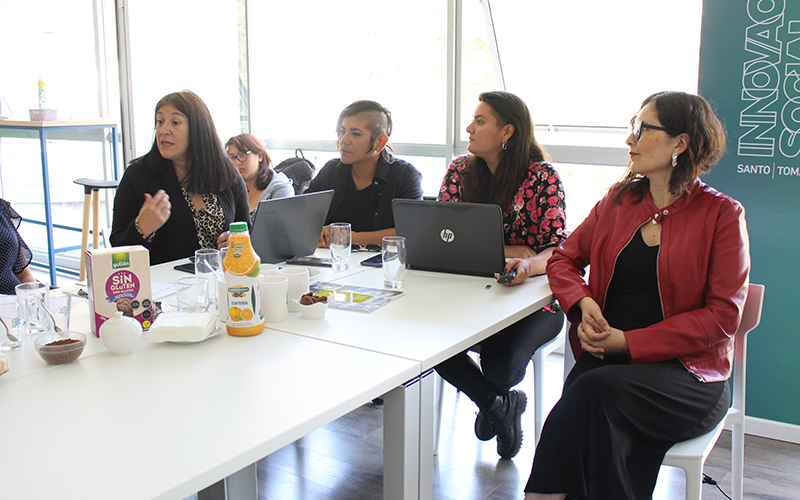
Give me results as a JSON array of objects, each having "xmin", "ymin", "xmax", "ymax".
[
  {"xmin": 259, "ymin": 275, "xmax": 289, "ymax": 323},
  {"xmin": 278, "ymin": 267, "xmax": 309, "ymax": 312}
]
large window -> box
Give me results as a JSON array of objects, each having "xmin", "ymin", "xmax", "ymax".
[
  {"xmin": 0, "ymin": 0, "xmax": 118, "ymax": 273},
  {"xmin": 125, "ymin": 0, "xmax": 242, "ymax": 158}
]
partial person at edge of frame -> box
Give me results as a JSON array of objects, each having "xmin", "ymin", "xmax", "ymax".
[
  {"xmin": 225, "ymin": 133, "xmax": 294, "ymax": 223},
  {"xmin": 0, "ymin": 198, "xmax": 36, "ymax": 293},
  {"xmin": 305, "ymin": 100, "xmax": 423, "ymax": 248},
  {"xmin": 435, "ymin": 90, "xmax": 567, "ymax": 460},
  {"xmin": 110, "ymin": 90, "xmax": 249, "ymax": 265},
  {"xmin": 524, "ymin": 91, "xmax": 750, "ymax": 499}
]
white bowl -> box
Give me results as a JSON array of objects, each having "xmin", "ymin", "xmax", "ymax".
[{"xmin": 291, "ymin": 298, "xmax": 328, "ymax": 320}]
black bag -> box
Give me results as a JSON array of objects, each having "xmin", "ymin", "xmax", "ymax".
[{"xmin": 274, "ymin": 149, "xmax": 316, "ymax": 195}]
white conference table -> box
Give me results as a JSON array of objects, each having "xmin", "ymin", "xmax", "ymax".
[
  {"xmin": 153, "ymin": 256, "xmax": 432, "ymax": 500},
  {"xmin": 0, "ymin": 271, "xmax": 419, "ymax": 500}
]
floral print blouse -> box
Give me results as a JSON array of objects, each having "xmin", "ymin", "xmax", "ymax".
[{"xmin": 438, "ymin": 154, "xmax": 567, "ymax": 253}]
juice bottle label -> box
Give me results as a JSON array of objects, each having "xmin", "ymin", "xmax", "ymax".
[{"xmin": 223, "ymin": 233, "xmax": 264, "ymax": 336}]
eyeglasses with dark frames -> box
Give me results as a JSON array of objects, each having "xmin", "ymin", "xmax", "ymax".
[
  {"xmin": 228, "ymin": 151, "xmax": 252, "ymax": 163},
  {"xmin": 629, "ymin": 119, "xmax": 669, "ymax": 141}
]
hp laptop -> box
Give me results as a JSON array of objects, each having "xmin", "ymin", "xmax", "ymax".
[
  {"xmin": 392, "ymin": 199, "xmax": 505, "ymax": 277},
  {"xmin": 250, "ymin": 190, "xmax": 334, "ymax": 264}
]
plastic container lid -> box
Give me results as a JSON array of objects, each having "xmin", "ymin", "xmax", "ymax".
[{"xmin": 229, "ymin": 222, "xmax": 248, "ymax": 233}]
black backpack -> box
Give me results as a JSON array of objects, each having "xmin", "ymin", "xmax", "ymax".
[{"xmin": 274, "ymin": 149, "xmax": 316, "ymax": 195}]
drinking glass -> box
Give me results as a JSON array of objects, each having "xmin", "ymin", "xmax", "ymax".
[
  {"xmin": 329, "ymin": 223, "xmax": 352, "ymax": 271},
  {"xmin": 175, "ymin": 276, "xmax": 209, "ymax": 313},
  {"xmin": 195, "ymin": 249, "xmax": 222, "ymax": 314},
  {"xmin": 15, "ymin": 282, "xmax": 49, "ymax": 336},
  {"xmin": 0, "ymin": 295, "xmax": 24, "ymax": 350},
  {"xmin": 382, "ymin": 236, "xmax": 407, "ymax": 289}
]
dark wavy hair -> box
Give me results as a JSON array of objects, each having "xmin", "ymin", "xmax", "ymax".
[
  {"xmin": 460, "ymin": 91, "xmax": 546, "ymax": 209},
  {"xmin": 614, "ymin": 91, "xmax": 726, "ymax": 203},
  {"xmin": 151, "ymin": 90, "xmax": 239, "ymax": 194},
  {"xmin": 225, "ymin": 134, "xmax": 274, "ymax": 191},
  {"xmin": 336, "ymin": 100, "xmax": 392, "ymax": 150}
]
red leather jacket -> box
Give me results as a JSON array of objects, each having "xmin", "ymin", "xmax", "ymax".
[{"xmin": 547, "ymin": 179, "xmax": 750, "ymax": 382}]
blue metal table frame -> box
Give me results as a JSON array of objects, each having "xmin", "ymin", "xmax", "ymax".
[{"xmin": 0, "ymin": 119, "xmax": 120, "ymax": 283}]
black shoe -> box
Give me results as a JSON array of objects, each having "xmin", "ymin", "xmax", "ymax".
[
  {"xmin": 474, "ymin": 411, "xmax": 496, "ymax": 441},
  {"xmin": 485, "ymin": 390, "xmax": 527, "ymax": 459}
]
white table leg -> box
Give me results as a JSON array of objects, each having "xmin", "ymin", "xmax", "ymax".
[
  {"xmin": 418, "ymin": 369, "xmax": 435, "ymax": 500},
  {"xmin": 383, "ymin": 376, "xmax": 421, "ymax": 500},
  {"xmin": 197, "ymin": 462, "xmax": 257, "ymax": 500}
]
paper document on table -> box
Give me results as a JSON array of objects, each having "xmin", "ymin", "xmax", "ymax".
[
  {"xmin": 151, "ymin": 280, "xmax": 176, "ymax": 300},
  {"xmin": 309, "ymin": 282, "xmax": 403, "ymax": 313}
]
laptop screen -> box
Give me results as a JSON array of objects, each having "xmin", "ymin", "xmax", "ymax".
[
  {"xmin": 392, "ymin": 199, "xmax": 505, "ymax": 277},
  {"xmin": 250, "ymin": 190, "xmax": 334, "ymax": 264}
]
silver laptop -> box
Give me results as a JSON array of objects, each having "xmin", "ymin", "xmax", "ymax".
[
  {"xmin": 250, "ymin": 190, "xmax": 334, "ymax": 264},
  {"xmin": 392, "ymin": 199, "xmax": 505, "ymax": 277}
]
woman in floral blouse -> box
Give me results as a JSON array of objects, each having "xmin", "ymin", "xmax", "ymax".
[{"xmin": 435, "ymin": 91, "xmax": 567, "ymax": 459}]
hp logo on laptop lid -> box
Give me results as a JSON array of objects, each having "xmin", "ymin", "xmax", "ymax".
[{"xmin": 440, "ymin": 229, "xmax": 455, "ymax": 243}]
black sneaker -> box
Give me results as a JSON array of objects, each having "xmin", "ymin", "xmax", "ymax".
[
  {"xmin": 474, "ymin": 411, "xmax": 496, "ymax": 441},
  {"xmin": 485, "ymin": 390, "xmax": 527, "ymax": 459}
]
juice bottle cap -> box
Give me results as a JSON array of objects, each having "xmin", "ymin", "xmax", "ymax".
[{"xmin": 229, "ymin": 222, "xmax": 248, "ymax": 233}]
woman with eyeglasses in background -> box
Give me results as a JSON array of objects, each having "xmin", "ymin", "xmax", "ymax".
[
  {"xmin": 110, "ymin": 90, "xmax": 249, "ymax": 265},
  {"xmin": 225, "ymin": 134, "xmax": 294, "ymax": 222},
  {"xmin": 524, "ymin": 91, "xmax": 750, "ymax": 500}
]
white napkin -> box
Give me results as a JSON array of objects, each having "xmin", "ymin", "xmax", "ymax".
[{"xmin": 149, "ymin": 313, "xmax": 218, "ymax": 343}]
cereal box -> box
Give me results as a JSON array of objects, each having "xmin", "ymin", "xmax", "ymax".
[{"xmin": 85, "ymin": 245, "xmax": 154, "ymax": 337}]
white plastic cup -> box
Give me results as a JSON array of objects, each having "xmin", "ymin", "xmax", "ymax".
[
  {"xmin": 279, "ymin": 267, "xmax": 309, "ymax": 312},
  {"xmin": 382, "ymin": 236, "xmax": 407, "ymax": 289},
  {"xmin": 329, "ymin": 223, "xmax": 352, "ymax": 271},
  {"xmin": 175, "ymin": 276, "xmax": 209, "ymax": 313},
  {"xmin": 259, "ymin": 275, "xmax": 289, "ymax": 323},
  {"xmin": 0, "ymin": 295, "xmax": 24, "ymax": 350}
]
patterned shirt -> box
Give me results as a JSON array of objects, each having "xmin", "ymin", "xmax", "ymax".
[
  {"xmin": 438, "ymin": 154, "xmax": 567, "ymax": 252},
  {"xmin": 181, "ymin": 188, "xmax": 226, "ymax": 250}
]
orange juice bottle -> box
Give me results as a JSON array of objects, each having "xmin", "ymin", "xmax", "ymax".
[{"xmin": 223, "ymin": 222, "xmax": 264, "ymax": 336}]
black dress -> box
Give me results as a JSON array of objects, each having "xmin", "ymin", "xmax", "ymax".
[
  {"xmin": 525, "ymin": 229, "xmax": 730, "ymax": 500},
  {"xmin": 0, "ymin": 199, "xmax": 32, "ymax": 294}
]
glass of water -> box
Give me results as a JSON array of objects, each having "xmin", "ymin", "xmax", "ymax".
[
  {"xmin": 382, "ymin": 236, "xmax": 406, "ymax": 289},
  {"xmin": 329, "ymin": 223, "xmax": 352, "ymax": 271},
  {"xmin": 195, "ymin": 248, "xmax": 222, "ymax": 314}
]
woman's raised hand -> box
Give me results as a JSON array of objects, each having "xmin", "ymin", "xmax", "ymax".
[{"xmin": 137, "ymin": 190, "xmax": 171, "ymax": 237}]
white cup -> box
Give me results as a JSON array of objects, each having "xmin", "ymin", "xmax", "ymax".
[
  {"xmin": 382, "ymin": 236, "xmax": 407, "ymax": 289},
  {"xmin": 260, "ymin": 264, "xmax": 279, "ymax": 277},
  {"xmin": 329, "ymin": 222, "xmax": 352, "ymax": 271},
  {"xmin": 279, "ymin": 267, "xmax": 309, "ymax": 312},
  {"xmin": 259, "ymin": 275, "xmax": 289, "ymax": 323}
]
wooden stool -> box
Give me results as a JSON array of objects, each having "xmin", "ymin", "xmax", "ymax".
[{"xmin": 74, "ymin": 178, "xmax": 120, "ymax": 281}]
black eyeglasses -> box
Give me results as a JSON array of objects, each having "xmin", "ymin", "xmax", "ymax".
[
  {"xmin": 228, "ymin": 151, "xmax": 252, "ymax": 163},
  {"xmin": 629, "ymin": 119, "xmax": 669, "ymax": 141}
]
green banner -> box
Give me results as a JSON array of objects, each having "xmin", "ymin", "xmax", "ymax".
[{"xmin": 700, "ymin": 0, "xmax": 800, "ymax": 426}]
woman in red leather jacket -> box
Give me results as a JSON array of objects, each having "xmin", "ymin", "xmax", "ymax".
[{"xmin": 524, "ymin": 91, "xmax": 750, "ymax": 500}]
